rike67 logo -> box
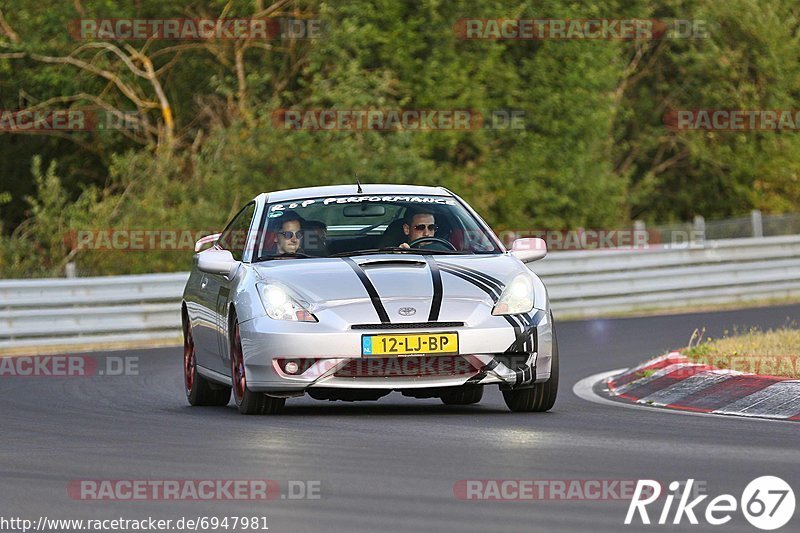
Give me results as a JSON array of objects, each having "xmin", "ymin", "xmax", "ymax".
[{"xmin": 625, "ymin": 477, "xmax": 795, "ymax": 530}]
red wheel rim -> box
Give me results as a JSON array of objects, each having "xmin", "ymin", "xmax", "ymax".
[
  {"xmin": 183, "ymin": 323, "xmax": 195, "ymax": 394},
  {"xmin": 231, "ymin": 323, "xmax": 246, "ymax": 401}
]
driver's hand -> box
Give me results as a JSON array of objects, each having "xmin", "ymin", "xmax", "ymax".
[{"xmin": 399, "ymin": 242, "xmax": 411, "ymax": 249}]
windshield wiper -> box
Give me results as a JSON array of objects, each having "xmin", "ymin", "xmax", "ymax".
[
  {"xmin": 330, "ymin": 247, "xmax": 472, "ymax": 257},
  {"xmin": 330, "ymin": 248, "xmax": 400, "ymax": 257}
]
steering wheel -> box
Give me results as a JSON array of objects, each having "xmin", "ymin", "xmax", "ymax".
[{"xmin": 408, "ymin": 237, "xmax": 457, "ymax": 251}]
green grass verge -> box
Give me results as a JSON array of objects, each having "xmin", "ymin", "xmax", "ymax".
[{"xmin": 683, "ymin": 327, "xmax": 800, "ymax": 379}]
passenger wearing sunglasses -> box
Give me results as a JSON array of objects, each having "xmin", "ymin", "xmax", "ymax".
[
  {"xmin": 399, "ymin": 211, "xmax": 438, "ymax": 249},
  {"xmin": 274, "ymin": 212, "xmax": 304, "ymax": 255}
]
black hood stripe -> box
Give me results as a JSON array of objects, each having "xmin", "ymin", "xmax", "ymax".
[
  {"xmin": 439, "ymin": 263, "xmax": 525, "ymax": 342},
  {"xmin": 438, "ymin": 265, "xmax": 502, "ymax": 302},
  {"xmin": 445, "ymin": 263, "xmax": 542, "ymax": 355},
  {"xmin": 424, "ymin": 256, "xmax": 443, "ymax": 321},
  {"xmin": 342, "ymin": 257, "xmax": 390, "ymax": 323},
  {"xmin": 439, "ymin": 262, "xmax": 503, "ymax": 289},
  {"xmin": 437, "ymin": 264, "xmax": 526, "ymax": 338}
]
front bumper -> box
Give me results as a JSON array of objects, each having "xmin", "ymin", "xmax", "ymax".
[{"xmin": 238, "ymin": 309, "xmax": 553, "ymax": 393}]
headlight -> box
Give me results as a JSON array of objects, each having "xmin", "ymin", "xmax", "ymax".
[
  {"xmin": 492, "ymin": 274, "xmax": 534, "ymax": 315},
  {"xmin": 258, "ymin": 283, "xmax": 317, "ymax": 322}
]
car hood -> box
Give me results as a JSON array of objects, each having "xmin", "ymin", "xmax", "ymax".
[{"xmin": 252, "ymin": 254, "xmax": 538, "ymax": 323}]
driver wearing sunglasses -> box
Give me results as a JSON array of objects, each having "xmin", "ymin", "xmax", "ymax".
[
  {"xmin": 399, "ymin": 211, "xmax": 438, "ymax": 249},
  {"xmin": 274, "ymin": 212, "xmax": 304, "ymax": 255}
]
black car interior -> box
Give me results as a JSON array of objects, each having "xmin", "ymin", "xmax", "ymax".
[{"xmin": 326, "ymin": 209, "xmax": 455, "ymax": 255}]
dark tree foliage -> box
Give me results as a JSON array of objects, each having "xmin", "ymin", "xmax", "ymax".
[{"xmin": 0, "ymin": 0, "xmax": 798, "ymax": 276}]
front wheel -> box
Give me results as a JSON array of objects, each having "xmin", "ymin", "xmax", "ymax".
[
  {"xmin": 502, "ymin": 312, "xmax": 559, "ymax": 412},
  {"xmin": 183, "ymin": 319, "xmax": 231, "ymax": 406},
  {"xmin": 230, "ymin": 317, "xmax": 285, "ymax": 415}
]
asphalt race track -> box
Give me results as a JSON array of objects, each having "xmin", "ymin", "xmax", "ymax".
[{"xmin": 2, "ymin": 304, "xmax": 799, "ymax": 532}]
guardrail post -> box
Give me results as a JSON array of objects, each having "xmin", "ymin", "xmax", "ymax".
[
  {"xmin": 65, "ymin": 262, "xmax": 76, "ymax": 278},
  {"xmin": 751, "ymin": 209, "xmax": 763, "ymax": 238},
  {"xmin": 632, "ymin": 220, "xmax": 647, "ymax": 248},
  {"xmin": 693, "ymin": 215, "xmax": 705, "ymax": 244}
]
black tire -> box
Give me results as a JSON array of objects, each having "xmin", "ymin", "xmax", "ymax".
[
  {"xmin": 230, "ymin": 315, "xmax": 285, "ymax": 415},
  {"xmin": 183, "ymin": 318, "xmax": 231, "ymax": 407},
  {"xmin": 440, "ymin": 385, "xmax": 484, "ymax": 405},
  {"xmin": 502, "ymin": 312, "xmax": 559, "ymax": 412}
]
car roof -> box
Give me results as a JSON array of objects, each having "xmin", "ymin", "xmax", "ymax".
[{"xmin": 262, "ymin": 184, "xmax": 452, "ymax": 203}]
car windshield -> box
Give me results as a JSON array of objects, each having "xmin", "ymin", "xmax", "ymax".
[{"xmin": 253, "ymin": 194, "xmax": 501, "ymax": 261}]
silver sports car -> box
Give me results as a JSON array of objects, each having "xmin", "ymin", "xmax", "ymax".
[{"xmin": 182, "ymin": 184, "xmax": 557, "ymax": 414}]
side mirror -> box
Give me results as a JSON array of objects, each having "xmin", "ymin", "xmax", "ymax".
[
  {"xmin": 197, "ymin": 249, "xmax": 238, "ymax": 277},
  {"xmin": 510, "ymin": 237, "xmax": 547, "ymax": 263},
  {"xmin": 195, "ymin": 233, "xmax": 221, "ymax": 252}
]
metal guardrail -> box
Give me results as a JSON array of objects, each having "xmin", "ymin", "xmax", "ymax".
[
  {"xmin": 0, "ymin": 273, "xmax": 188, "ymax": 352},
  {"xmin": 1, "ymin": 235, "xmax": 799, "ymax": 352},
  {"xmin": 531, "ymin": 235, "xmax": 800, "ymax": 314}
]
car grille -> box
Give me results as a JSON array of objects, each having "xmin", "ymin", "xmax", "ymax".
[
  {"xmin": 351, "ymin": 321, "xmax": 464, "ymax": 330},
  {"xmin": 334, "ymin": 355, "xmax": 477, "ymax": 378}
]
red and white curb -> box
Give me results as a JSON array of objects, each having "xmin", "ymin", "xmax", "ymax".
[{"xmin": 605, "ymin": 352, "xmax": 800, "ymax": 421}]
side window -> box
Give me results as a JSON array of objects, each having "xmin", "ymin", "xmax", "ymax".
[{"xmin": 218, "ymin": 202, "xmax": 256, "ymax": 261}]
